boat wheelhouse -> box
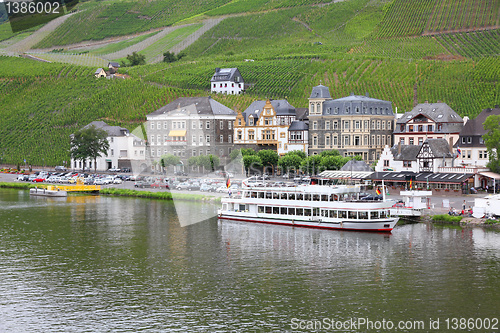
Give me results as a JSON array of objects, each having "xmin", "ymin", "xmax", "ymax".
[{"xmin": 218, "ymin": 182, "xmax": 399, "ymax": 232}]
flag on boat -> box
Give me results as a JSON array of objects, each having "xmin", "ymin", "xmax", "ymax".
[
  {"xmin": 226, "ymin": 178, "xmax": 231, "ymax": 188},
  {"xmin": 376, "ymin": 187, "xmax": 381, "ymax": 195},
  {"xmin": 409, "ymin": 179, "xmax": 413, "ymax": 189},
  {"xmin": 457, "ymin": 146, "xmax": 461, "ymax": 157}
]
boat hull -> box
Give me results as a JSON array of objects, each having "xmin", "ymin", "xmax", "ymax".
[
  {"xmin": 30, "ymin": 188, "xmax": 67, "ymax": 197},
  {"xmin": 218, "ymin": 212, "xmax": 398, "ymax": 232}
]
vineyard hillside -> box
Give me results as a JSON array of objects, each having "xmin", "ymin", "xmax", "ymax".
[{"xmin": 0, "ymin": 0, "xmax": 499, "ymax": 166}]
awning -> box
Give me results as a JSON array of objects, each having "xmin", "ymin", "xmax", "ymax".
[
  {"xmin": 479, "ymin": 172, "xmax": 500, "ymax": 180},
  {"xmin": 168, "ymin": 130, "xmax": 186, "ymax": 137}
]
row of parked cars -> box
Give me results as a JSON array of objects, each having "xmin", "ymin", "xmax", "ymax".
[{"xmin": 17, "ymin": 171, "xmax": 129, "ymax": 185}]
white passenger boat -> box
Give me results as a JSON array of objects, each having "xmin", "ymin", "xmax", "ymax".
[
  {"xmin": 218, "ymin": 181, "xmax": 399, "ymax": 232},
  {"xmin": 30, "ymin": 187, "xmax": 67, "ymax": 197}
]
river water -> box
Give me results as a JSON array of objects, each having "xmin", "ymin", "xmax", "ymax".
[{"xmin": 1, "ymin": 189, "xmax": 499, "ymax": 332}]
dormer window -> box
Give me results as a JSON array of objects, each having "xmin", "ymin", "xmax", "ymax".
[{"xmin": 355, "ymin": 107, "xmax": 360, "ymax": 113}]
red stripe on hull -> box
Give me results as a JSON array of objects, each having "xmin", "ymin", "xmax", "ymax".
[{"xmin": 218, "ymin": 215, "xmax": 394, "ymax": 233}]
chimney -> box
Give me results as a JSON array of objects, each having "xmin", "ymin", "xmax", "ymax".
[
  {"xmin": 215, "ymin": 67, "xmax": 220, "ymax": 73},
  {"xmin": 398, "ymin": 141, "xmax": 402, "ymax": 156},
  {"xmin": 365, "ymin": 92, "xmax": 369, "ymax": 97}
]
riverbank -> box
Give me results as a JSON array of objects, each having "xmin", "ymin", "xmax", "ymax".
[
  {"xmin": 100, "ymin": 188, "xmax": 221, "ymax": 202},
  {"xmin": 420, "ymin": 214, "xmax": 500, "ymax": 229}
]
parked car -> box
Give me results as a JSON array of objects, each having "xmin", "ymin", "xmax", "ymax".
[
  {"xmin": 187, "ymin": 183, "xmax": 200, "ymax": 191},
  {"xmin": 360, "ymin": 194, "xmax": 383, "ymax": 201},
  {"xmin": 55, "ymin": 166, "xmax": 67, "ymax": 172},
  {"xmin": 17, "ymin": 174, "xmax": 28, "ymax": 181},
  {"xmin": 113, "ymin": 178, "xmax": 123, "ymax": 184},
  {"xmin": 176, "ymin": 182, "xmax": 191, "ymax": 191},
  {"xmin": 151, "ymin": 182, "xmax": 169, "ymax": 189},
  {"xmin": 199, "ymin": 184, "xmax": 212, "ymax": 192},
  {"xmin": 134, "ymin": 180, "xmax": 152, "ymax": 188},
  {"xmin": 108, "ymin": 168, "xmax": 120, "ymax": 172}
]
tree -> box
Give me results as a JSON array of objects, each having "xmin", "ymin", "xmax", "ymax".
[
  {"xmin": 163, "ymin": 51, "xmax": 186, "ymax": 63},
  {"xmin": 278, "ymin": 153, "xmax": 303, "ymax": 174},
  {"xmin": 243, "ymin": 155, "xmax": 262, "ymax": 176},
  {"xmin": 257, "ymin": 149, "xmax": 278, "ymax": 174},
  {"xmin": 301, "ymin": 155, "xmax": 324, "ymax": 175},
  {"xmin": 160, "ymin": 154, "xmax": 181, "ymax": 173},
  {"xmin": 319, "ymin": 150, "xmax": 341, "ymax": 158},
  {"xmin": 320, "ymin": 155, "xmax": 347, "ymax": 171},
  {"xmin": 287, "ymin": 150, "xmax": 306, "ymax": 159},
  {"xmin": 483, "ymin": 114, "xmax": 500, "ymax": 173},
  {"xmin": 71, "ymin": 125, "xmax": 110, "ymax": 173},
  {"xmin": 125, "ymin": 52, "xmax": 146, "ymax": 66}
]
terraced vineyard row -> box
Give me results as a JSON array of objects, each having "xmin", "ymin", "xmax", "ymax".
[
  {"xmin": 437, "ymin": 29, "xmax": 500, "ymax": 59},
  {"xmin": 374, "ymin": 0, "xmax": 500, "ymax": 38}
]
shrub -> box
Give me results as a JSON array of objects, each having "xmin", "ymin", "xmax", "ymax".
[{"xmin": 432, "ymin": 214, "xmax": 462, "ymax": 223}]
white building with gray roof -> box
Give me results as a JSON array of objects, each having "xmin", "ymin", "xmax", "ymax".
[
  {"xmin": 70, "ymin": 121, "xmax": 146, "ymax": 172},
  {"xmin": 394, "ymin": 102, "xmax": 464, "ymax": 149},
  {"xmin": 210, "ymin": 68, "xmax": 244, "ymax": 95}
]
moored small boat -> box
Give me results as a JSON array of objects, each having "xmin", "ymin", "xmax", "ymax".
[{"xmin": 30, "ymin": 186, "xmax": 67, "ymax": 197}]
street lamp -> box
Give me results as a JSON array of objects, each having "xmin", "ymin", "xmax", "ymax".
[{"xmin": 42, "ymin": 158, "xmax": 45, "ymax": 171}]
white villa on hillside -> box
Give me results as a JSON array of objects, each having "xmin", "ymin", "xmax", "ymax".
[{"xmin": 210, "ymin": 68, "xmax": 244, "ymax": 95}]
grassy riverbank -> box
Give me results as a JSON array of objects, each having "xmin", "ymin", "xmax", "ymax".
[
  {"xmin": 0, "ymin": 182, "xmax": 37, "ymax": 190},
  {"xmin": 100, "ymin": 188, "xmax": 221, "ymax": 202}
]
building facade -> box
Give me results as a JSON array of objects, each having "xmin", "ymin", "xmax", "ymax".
[
  {"xmin": 71, "ymin": 121, "xmax": 146, "ymax": 172},
  {"xmin": 234, "ymin": 99, "xmax": 308, "ymax": 155},
  {"xmin": 454, "ymin": 106, "xmax": 500, "ymax": 168},
  {"xmin": 307, "ymin": 85, "xmax": 394, "ymax": 163},
  {"xmin": 393, "ymin": 102, "xmax": 464, "ymax": 149},
  {"xmin": 210, "ymin": 68, "xmax": 244, "ymax": 95},
  {"xmin": 146, "ymin": 97, "xmax": 237, "ymax": 170}
]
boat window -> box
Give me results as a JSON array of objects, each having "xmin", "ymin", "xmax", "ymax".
[
  {"xmin": 348, "ymin": 211, "xmax": 357, "ymax": 219},
  {"xmin": 304, "ymin": 209, "xmax": 311, "ymax": 216},
  {"xmin": 258, "ymin": 206, "xmax": 264, "ymax": 213},
  {"xmin": 330, "ymin": 210, "xmax": 337, "ymax": 218},
  {"xmin": 305, "ymin": 194, "xmax": 311, "ymax": 201},
  {"xmin": 258, "ymin": 192, "xmax": 264, "ymax": 198},
  {"xmin": 330, "ymin": 194, "xmax": 336, "ymax": 201},
  {"xmin": 321, "ymin": 195, "xmax": 328, "ymax": 201},
  {"xmin": 273, "ymin": 207, "xmax": 279, "ymax": 214},
  {"xmin": 288, "ymin": 193, "xmax": 296, "ymax": 200},
  {"xmin": 296, "ymin": 208, "xmax": 303, "ymax": 216},
  {"xmin": 280, "ymin": 207, "xmax": 287, "ymax": 215},
  {"xmin": 288, "ymin": 208, "xmax": 295, "ymax": 215},
  {"xmin": 313, "ymin": 208, "xmax": 320, "ymax": 216},
  {"xmin": 380, "ymin": 210, "xmax": 387, "ymax": 218},
  {"xmin": 370, "ymin": 211, "xmax": 378, "ymax": 219},
  {"xmin": 244, "ymin": 192, "xmax": 250, "ymax": 198},
  {"xmin": 281, "ymin": 193, "xmax": 287, "ymax": 200},
  {"xmin": 313, "ymin": 194, "xmax": 320, "ymax": 201},
  {"xmin": 266, "ymin": 206, "xmax": 272, "ymax": 214},
  {"xmin": 358, "ymin": 211, "xmax": 368, "ymax": 219},
  {"xmin": 251, "ymin": 192, "xmax": 257, "ymax": 198},
  {"xmin": 297, "ymin": 194, "xmax": 303, "ymax": 200},
  {"xmin": 339, "ymin": 211, "xmax": 347, "ymax": 218},
  {"xmin": 239, "ymin": 204, "xmax": 246, "ymax": 211},
  {"xmin": 273, "ymin": 193, "xmax": 279, "ymax": 199},
  {"xmin": 266, "ymin": 192, "xmax": 272, "ymax": 199},
  {"xmin": 321, "ymin": 209, "xmax": 328, "ymax": 217},
  {"xmin": 223, "ymin": 204, "xmax": 228, "ymax": 210}
]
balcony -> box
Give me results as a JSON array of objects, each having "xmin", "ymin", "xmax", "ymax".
[{"xmin": 166, "ymin": 140, "xmax": 187, "ymax": 146}]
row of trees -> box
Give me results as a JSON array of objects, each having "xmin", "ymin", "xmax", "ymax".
[{"xmin": 230, "ymin": 148, "xmax": 362, "ymax": 176}]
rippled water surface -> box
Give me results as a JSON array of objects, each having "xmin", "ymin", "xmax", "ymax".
[{"xmin": 1, "ymin": 189, "xmax": 499, "ymax": 332}]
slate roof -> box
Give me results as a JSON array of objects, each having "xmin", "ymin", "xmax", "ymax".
[
  {"xmin": 390, "ymin": 144, "xmax": 421, "ymax": 161},
  {"xmin": 370, "ymin": 171, "xmax": 473, "ymax": 183},
  {"xmin": 147, "ymin": 97, "xmax": 235, "ymax": 117},
  {"xmin": 210, "ymin": 67, "xmax": 243, "ymax": 83},
  {"xmin": 288, "ymin": 120, "xmax": 308, "ymax": 131},
  {"xmin": 395, "ymin": 102, "xmax": 463, "ymax": 128},
  {"xmin": 295, "ymin": 107, "xmax": 309, "ymax": 120},
  {"xmin": 309, "ymin": 84, "xmax": 331, "ymax": 99},
  {"xmin": 83, "ymin": 121, "xmax": 129, "ymax": 137},
  {"xmin": 426, "ymin": 138, "xmax": 454, "ymax": 158},
  {"xmin": 94, "ymin": 68, "xmax": 104, "ymax": 75},
  {"xmin": 459, "ymin": 106, "xmax": 500, "ymax": 137},
  {"xmin": 340, "ymin": 159, "xmax": 373, "ymax": 172},
  {"xmin": 241, "ymin": 99, "xmax": 295, "ymax": 123},
  {"xmin": 108, "ymin": 62, "xmax": 120, "ymax": 68},
  {"xmin": 321, "ymin": 93, "xmax": 393, "ymax": 116}
]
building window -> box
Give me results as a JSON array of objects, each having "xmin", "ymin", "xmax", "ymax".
[
  {"xmin": 384, "ymin": 160, "xmax": 389, "ymax": 167},
  {"xmin": 220, "ymin": 135, "xmax": 223, "ymax": 143},
  {"xmin": 333, "ymin": 136, "xmax": 338, "ymax": 146},
  {"xmin": 192, "ymin": 135, "xmax": 196, "ymax": 143},
  {"xmin": 382, "ymin": 135, "xmax": 386, "ymax": 146},
  {"xmin": 372, "ymin": 121, "xmax": 376, "ymax": 130},
  {"xmin": 238, "ymin": 119, "xmax": 242, "ymax": 126},
  {"xmin": 388, "ymin": 121, "xmax": 391, "ymax": 130},
  {"xmin": 344, "ymin": 121, "xmax": 349, "ymax": 130},
  {"xmin": 111, "ymin": 149, "xmax": 114, "ymax": 156},
  {"xmin": 280, "ymin": 132, "xmax": 286, "ymax": 138},
  {"xmin": 403, "ymin": 161, "xmax": 412, "ymax": 167},
  {"xmin": 249, "ymin": 117, "xmax": 254, "ymax": 126},
  {"xmin": 150, "ymin": 122, "xmax": 154, "ymax": 129},
  {"xmin": 400, "ymin": 137, "xmax": 404, "ymax": 145},
  {"xmin": 206, "ymin": 121, "xmax": 210, "ymax": 129},
  {"xmin": 199, "ymin": 135, "xmax": 203, "ymax": 143},
  {"xmin": 325, "ymin": 135, "xmax": 331, "ymax": 147},
  {"xmin": 313, "ymin": 136, "xmax": 318, "ymax": 146},
  {"xmin": 220, "ymin": 121, "xmax": 223, "ymax": 129},
  {"xmin": 467, "ymin": 137, "xmax": 472, "ymax": 144},
  {"xmin": 163, "ymin": 121, "xmax": 167, "ymax": 129},
  {"xmin": 428, "ymin": 125, "xmax": 433, "ymax": 132},
  {"xmin": 325, "ymin": 121, "xmax": 330, "ymax": 130},
  {"xmin": 377, "ymin": 135, "xmax": 380, "ymax": 146},
  {"xmin": 437, "ymin": 124, "xmax": 442, "ymax": 131},
  {"xmin": 164, "ymin": 135, "xmax": 168, "ymax": 142},
  {"xmin": 199, "ymin": 121, "xmax": 203, "ymax": 129},
  {"xmin": 333, "ymin": 121, "xmax": 338, "ymax": 130},
  {"xmin": 408, "ymin": 125, "xmax": 414, "ymax": 132},
  {"xmin": 228, "ymin": 121, "xmax": 232, "ymax": 130},
  {"xmin": 355, "ymin": 121, "xmax": 360, "ymax": 130},
  {"xmin": 377, "ymin": 121, "xmax": 381, "ymax": 130},
  {"xmin": 462, "ymin": 137, "xmax": 466, "ymax": 144},
  {"xmin": 364, "ymin": 120, "xmax": 368, "ymax": 130},
  {"xmin": 249, "ymin": 131, "xmax": 255, "ymax": 140},
  {"xmin": 228, "ymin": 135, "xmax": 232, "ymax": 143},
  {"xmin": 418, "ymin": 137, "xmax": 423, "ymax": 145},
  {"xmin": 409, "ymin": 138, "xmax": 414, "ymax": 145},
  {"xmin": 157, "ymin": 122, "xmax": 161, "ymax": 129},
  {"xmin": 313, "ymin": 121, "xmax": 318, "ymax": 130},
  {"xmin": 206, "ymin": 135, "xmax": 210, "ymax": 143},
  {"xmin": 344, "ymin": 136, "xmax": 349, "ymax": 146},
  {"xmin": 354, "ymin": 136, "xmax": 360, "ymax": 146}
]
